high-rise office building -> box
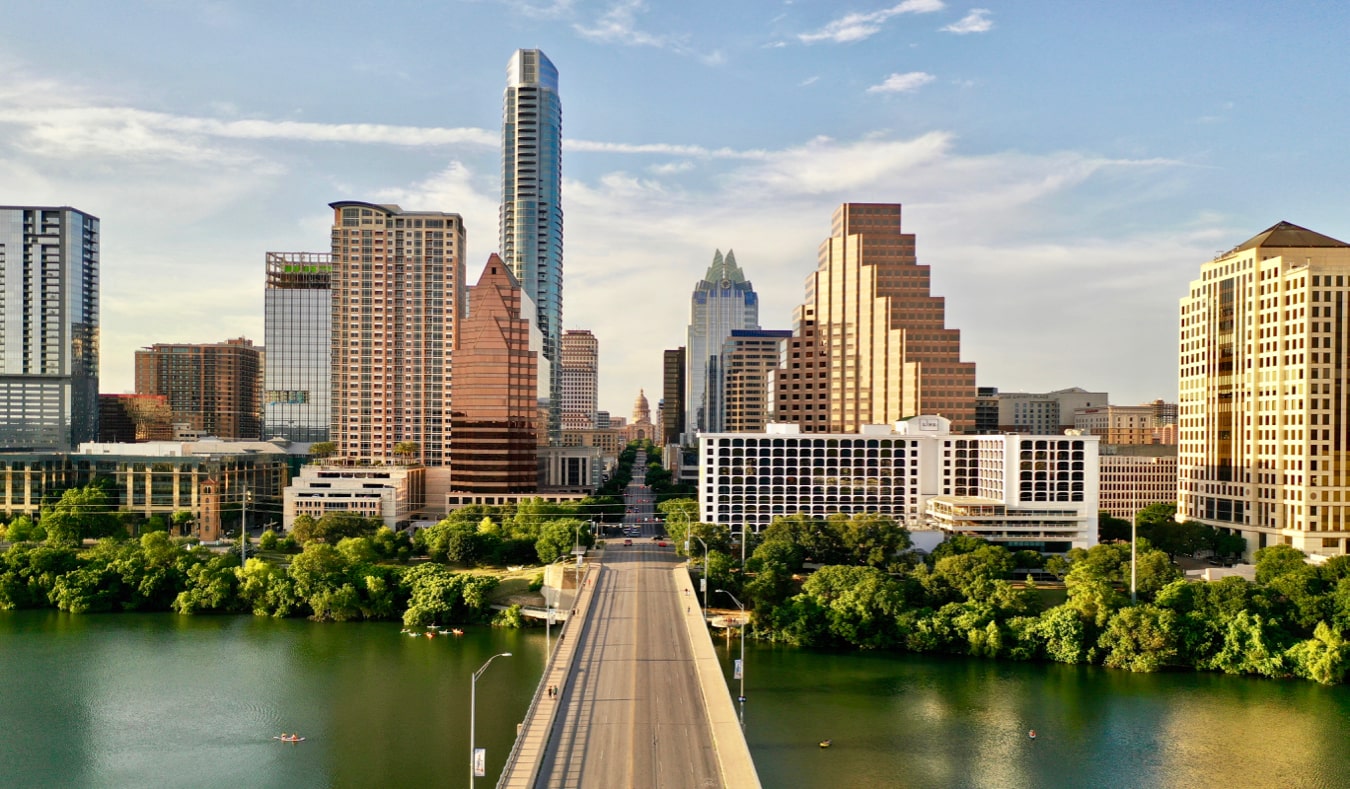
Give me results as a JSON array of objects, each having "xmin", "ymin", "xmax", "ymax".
[
  {"xmin": 686, "ymin": 250, "xmax": 759, "ymax": 437},
  {"xmin": 662, "ymin": 347, "xmax": 686, "ymax": 445},
  {"xmin": 1179, "ymin": 220, "xmax": 1350, "ymax": 558},
  {"xmin": 450, "ymin": 254, "xmax": 538, "ymax": 493},
  {"xmin": 264, "ymin": 252, "xmax": 331, "ymax": 443},
  {"xmin": 500, "ymin": 48, "xmax": 564, "ymax": 443},
  {"xmin": 771, "ymin": 304, "xmax": 827, "ymax": 430},
  {"xmin": 807, "ymin": 203, "xmax": 976, "ymax": 433},
  {"xmin": 134, "ymin": 338, "xmax": 262, "ymax": 440},
  {"xmin": 0, "ymin": 206, "xmax": 99, "ymax": 451},
  {"xmin": 330, "ymin": 201, "xmax": 465, "ymax": 466},
  {"xmin": 719, "ymin": 329, "xmax": 791, "ymax": 433},
  {"xmin": 560, "ymin": 329, "xmax": 597, "ymax": 430}
]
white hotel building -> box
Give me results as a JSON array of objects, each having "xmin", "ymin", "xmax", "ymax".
[{"xmin": 699, "ymin": 416, "xmax": 1099, "ymax": 552}]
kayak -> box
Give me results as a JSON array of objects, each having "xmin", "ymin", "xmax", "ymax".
[{"xmin": 274, "ymin": 736, "xmax": 306, "ymax": 743}]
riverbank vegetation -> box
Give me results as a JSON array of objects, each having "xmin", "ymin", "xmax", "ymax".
[
  {"xmin": 701, "ymin": 507, "xmax": 1350, "ymax": 686},
  {"xmin": 0, "ymin": 484, "xmax": 600, "ymax": 628}
]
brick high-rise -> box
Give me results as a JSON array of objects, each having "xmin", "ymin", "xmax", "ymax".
[{"xmin": 135, "ymin": 338, "xmax": 261, "ymax": 440}]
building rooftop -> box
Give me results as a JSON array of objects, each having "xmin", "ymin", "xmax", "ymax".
[{"xmin": 1236, "ymin": 221, "xmax": 1350, "ymax": 252}]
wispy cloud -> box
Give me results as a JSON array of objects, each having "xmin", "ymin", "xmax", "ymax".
[
  {"xmin": 497, "ymin": 0, "xmax": 576, "ymax": 18},
  {"xmin": 574, "ymin": 0, "xmax": 723, "ymax": 63},
  {"xmin": 866, "ymin": 71, "xmax": 936, "ymax": 94},
  {"xmin": 799, "ymin": 0, "xmax": 945, "ymax": 44},
  {"xmin": 800, "ymin": 76, "xmax": 820, "ymax": 87},
  {"xmin": 942, "ymin": 8, "xmax": 993, "ymax": 34},
  {"xmin": 649, "ymin": 160, "xmax": 695, "ymax": 175}
]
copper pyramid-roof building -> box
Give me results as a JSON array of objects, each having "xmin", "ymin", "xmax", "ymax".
[{"xmin": 1236, "ymin": 221, "xmax": 1350, "ymax": 251}]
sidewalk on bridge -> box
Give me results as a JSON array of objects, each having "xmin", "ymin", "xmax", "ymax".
[
  {"xmin": 674, "ymin": 565, "xmax": 763, "ymax": 789},
  {"xmin": 496, "ymin": 560, "xmax": 602, "ymax": 789}
]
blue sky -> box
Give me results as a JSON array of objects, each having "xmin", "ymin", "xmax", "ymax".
[{"xmin": 4, "ymin": 1, "xmax": 1350, "ymax": 416}]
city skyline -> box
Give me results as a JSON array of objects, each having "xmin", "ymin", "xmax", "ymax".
[{"xmin": 3, "ymin": 3, "xmax": 1349, "ymax": 414}]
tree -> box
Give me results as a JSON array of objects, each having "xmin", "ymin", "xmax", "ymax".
[
  {"xmin": 42, "ymin": 485, "xmax": 121, "ymax": 544},
  {"xmin": 310, "ymin": 441, "xmax": 337, "ymax": 460},
  {"xmin": 393, "ymin": 441, "xmax": 420, "ymax": 465},
  {"xmin": 535, "ymin": 519, "xmax": 586, "ymax": 564},
  {"xmin": 170, "ymin": 511, "xmax": 195, "ymax": 536},
  {"xmin": 1098, "ymin": 512, "xmax": 1132, "ymax": 543},
  {"xmin": 1098, "ymin": 604, "xmax": 1179, "ymax": 672},
  {"xmin": 292, "ymin": 511, "xmax": 380, "ymax": 545},
  {"xmin": 933, "ymin": 545, "xmax": 1015, "ymax": 600},
  {"xmin": 1288, "ymin": 622, "xmax": 1350, "ymax": 685},
  {"xmin": 5, "ymin": 515, "xmax": 44, "ymax": 542},
  {"xmin": 837, "ymin": 513, "xmax": 911, "ymax": 568},
  {"xmin": 1254, "ymin": 544, "xmax": 1309, "ymax": 585}
]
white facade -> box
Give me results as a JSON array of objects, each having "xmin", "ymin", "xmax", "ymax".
[
  {"xmin": 698, "ymin": 416, "xmax": 1099, "ymax": 552},
  {"xmin": 284, "ymin": 464, "xmax": 426, "ymax": 529}
]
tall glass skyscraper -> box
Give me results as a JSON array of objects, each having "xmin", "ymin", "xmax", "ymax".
[
  {"xmin": 0, "ymin": 206, "xmax": 99, "ymax": 451},
  {"xmin": 263, "ymin": 252, "xmax": 331, "ymax": 442},
  {"xmin": 685, "ymin": 250, "xmax": 759, "ymax": 438},
  {"xmin": 500, "ymin": 48, "xmax": 564, "ymax": 443}
]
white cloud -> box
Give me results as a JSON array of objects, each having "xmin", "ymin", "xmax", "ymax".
[
  {"xmin": 574, "ymin": 0, "xmax": 721, "ymax": 62},
  {"xmin": 866, "ymin": 71, "xmax": 936, "ymax": 94},
  {"xmin": 942, "ymin": 8, "xmax": 993, "ymax": 34},
  {"xmin": 800, "ymin": 76, "xmax": 820, "ymax": 87},
  {"xmin": 649, "ymin": 160, "xmax": 695, "ymax": 174},
  {"xmin": 799, "ymin": 0, "xmax": 946, "ymax": 44},
  {"xmin": 0, "ymin": 60, "xmax": 1200, "ymax": 412}
]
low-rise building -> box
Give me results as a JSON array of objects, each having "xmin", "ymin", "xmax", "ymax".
[
  {"xmin": 284, "ymin": 463, "xmax": 426, "ymax": 530},
  {"xmin": 1098, "ymin": 444, "xmax": 1178, "ymax": 521},
  {"xmin": 699, "ymin": 416, "xmax": 1099, "ymax": 552},
  {"xmin": 0, "ymin": 439, "xmax": 295, "ymax": 540}
]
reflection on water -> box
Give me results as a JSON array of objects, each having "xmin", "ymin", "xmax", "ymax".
[
  {"xmin": 6, "ymin": 611, "xmax": 1349, "ymax": 789},
  {"xmin": 728, "ymin": 641, "xmax": 1350, "ymax": 789},
  {"xmin": 0, "ymin": 611, "xmax": 544, "ymax": 789}
]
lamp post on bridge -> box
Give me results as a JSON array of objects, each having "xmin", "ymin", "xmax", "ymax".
[
  {"xmin": 717, "ymin": 589, "xmax": 747, "ymax": 721},
  {"xmin": 688, "ymin": 534, "xmax": 708, "ymax": 621},
  {"xmin": 470, "ymin": 652, "xmax": 512, "ymax": 787}
]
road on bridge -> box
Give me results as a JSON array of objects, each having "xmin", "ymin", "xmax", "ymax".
[{"xmin": 534, "ymin": 543, "xmax": 722, "ymax": 788}]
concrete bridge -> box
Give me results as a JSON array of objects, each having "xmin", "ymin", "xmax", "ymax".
[{"xmin": 496, "ymin": 544, "xmax": 761, "ymax": 788}]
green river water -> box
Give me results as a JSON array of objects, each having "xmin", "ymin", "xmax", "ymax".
[{"xmin": 2, "ymin": 611, "xmax": 1347, "ymax": 788}]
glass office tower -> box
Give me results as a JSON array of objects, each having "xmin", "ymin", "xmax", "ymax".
[
  {"xmin": 500, "ymin": 48, "xmax": 564, "ymax": 443},
  {"xmin": 264, "ymin": 252, "xmax": 332, "ymax": 442},
  {"xmin": 0, "ymin": 206, "xmax": 99, "ymax": 451}
]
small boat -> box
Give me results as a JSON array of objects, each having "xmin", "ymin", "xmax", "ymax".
[
  {"xmin": 424, "ymin": 631, "xmax": 436, "ymax": 639},
  {"xmin": 274, "ymin": 735, "xmax": 306, "ymax": 743},
  {"xmin": 1028, "ymin": 730, "xmax": 1037, "ymax": 740},
  {"xmin": 818, "ymin": 739, "xmax": 831, "ymax": 748},
  {"xmin": 451, "ymin": 628, "xmax": 465, "ymax": 636}
]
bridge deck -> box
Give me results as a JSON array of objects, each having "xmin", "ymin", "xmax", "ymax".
[{"xmin": 497, "ymin": 545, "xmax": 760, "ymax": 788}]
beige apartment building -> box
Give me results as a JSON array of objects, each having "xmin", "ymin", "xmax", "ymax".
[
  {"xmin": 1179, "ymin": 221, "xmax": 1350, "ymax": 557},
  {"xmin": 560, "ymin": 329, "xmax": 599, "ymax": 430},
  {"xmin": 721, "ymin": 330, "xmax": 790, "ymax": 433},
  {"xmin": 797, "ymin": 203, "xmax": 977, "ymax": 433},
  {"xmin": 1075, "ymin": 403, "xmax": 1177, "ymax": 445},
  {"xmin": 1099, "ymin": 444, "xmax": 1178, "ymax": 520},
  {"xmin": 329, "ymin": 201, "xmax": 465, "ymax": 466}
]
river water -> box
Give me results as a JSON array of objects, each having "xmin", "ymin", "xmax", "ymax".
[{"xmin": 3, "ymin": 611, "xmax": 1348, "ymax": 788}]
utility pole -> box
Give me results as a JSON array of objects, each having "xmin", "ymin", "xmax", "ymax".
[{"xmin": 241, "ymin": 487, "xmax": 249, "ymax": 564}]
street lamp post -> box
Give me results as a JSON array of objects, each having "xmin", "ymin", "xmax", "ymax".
[
  {"xmin": 469, "ymin": 652, "xmax": 512, "ymax": 787},
  {"xmin": 691, "ymin": 535, "xmax": 709, "ymax": 619},
  {"xmin": 1131, "ymin": 518, "xmax": 1138, "ymax": 605},
  {"xmin": 717, "ymin": 589, "xmax": 746, "ymax": 713}
]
